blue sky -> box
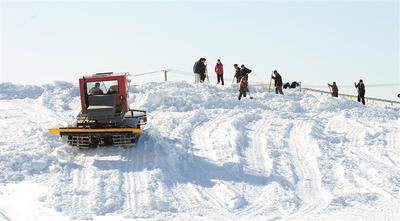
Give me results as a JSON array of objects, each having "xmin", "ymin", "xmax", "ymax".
[{"xmin": 1, "ymin": 0, "xmax": 399, "ymax": 99}]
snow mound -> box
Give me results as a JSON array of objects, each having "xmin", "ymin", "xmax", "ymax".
[
  {"xmin": 0, "ymin": 81, "xmax": 399, "ymax": 221},
  {"xmin": 0, "ymin": 82, "xmax": 44, "ymax": 100}
]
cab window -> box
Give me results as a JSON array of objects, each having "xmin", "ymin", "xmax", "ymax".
[{"xmin": 86, "ymin": 80, "xmax": 119, "ymax": 95}]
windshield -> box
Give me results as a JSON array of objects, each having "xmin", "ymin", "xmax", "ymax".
[{"xmin": 86, "ymin": 80, "xmax": 119, "ymax": 95}]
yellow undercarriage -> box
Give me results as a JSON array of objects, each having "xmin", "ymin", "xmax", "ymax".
[{"xmin": 48, "ymin": 128, "xmax": 142, "ymax": 135}]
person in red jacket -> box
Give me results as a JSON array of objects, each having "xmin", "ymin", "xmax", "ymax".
[{"xmin": 214, "ymin": 59, "xmax": 224, "ymax": 85}]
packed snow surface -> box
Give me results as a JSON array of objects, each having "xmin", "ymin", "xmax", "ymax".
[{"xmin": 0, "ymin": 81, "xmax": 399, "ymax": 221}]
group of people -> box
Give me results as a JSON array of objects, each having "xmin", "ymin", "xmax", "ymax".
[
  {"xmin": 283, "ymin": 81, "xmax": 300, "ymax": 89},
  {"xmin": 193, "ymin": 58, "xmax": 252, "ymax": 100},
  {"xmin": 193, "ymin": 58, "xmax": 368, "ymax": 105},
  {"xmin": 236, "ymin": 64, "xmax": 252, "ymax": 100},
  {"xmin": 328, "ymin": 80, "xmax": 366, "ymax": 105}
]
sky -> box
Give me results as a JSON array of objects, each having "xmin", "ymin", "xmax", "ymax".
[{"xmin": 1, "ymin": 0, "xmax": 399, "ymax": 99}]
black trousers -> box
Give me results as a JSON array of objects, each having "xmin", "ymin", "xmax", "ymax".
[
  {"xmin": 217, "ymin": 75, "xmax": 224, "ymax": 85},
  {"xmin": 238, "ymin": 90, "xmax": 247, "ymax": 100},
  {"xmin": 275, "ymin": 86, "xmax": 283, "ymax": 95},
  {"xmin": 358, "ymin": 93, "xmax": 365, "ymax": 105},
  {"xmin": 200, "ymin": 73, "xmax": 206, "ymax": 82}
]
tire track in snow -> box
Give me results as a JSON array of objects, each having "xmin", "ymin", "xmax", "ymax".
[
  {"xmin": 235, "ymin": 116, "xmax": 274, "ymax": 218},
  {"xmin": 138, "ymin": 130, "xmax": 200, "ymax": 213},
  {"xmin": 71, "ymin": 149, "xmax": 99, "ymax": 218},
  {"xmin": 244, "ymin": 115, "xmax": 273, "ymax": 176},
  {"xmin": 0, "ymin": 208, "xmax": 11, "ymax": 221},
  {"xmin": 123, "ymin": 148, "xmax": 133, "ymax": 214},
  {"xmin": 386, "ymin": 130, "xmax": 400, "ymax": 167},
  {"xmin": 192, "ymin": 112, "xmax": 240, "ymax": 165},
  {"xmin": 189, "ymin": 114, "xmax": 237, "ymax": 211},
  {"xmin": 190, "ymin": 112, "xmax": 258, "ymax": 213},
  {"xmin": 164, "ymin": 143, "xmax": 212, "ymax": 212},
  {"xmin": 285, "ymin": 120, "xmax": 329, "ymax": 220},
  {"xmin": 343, "ymin": 125, "xmax": 400, "ymax": 200},
  {"xmin": 132, "ymin": 133, "xmax": 184, "ymax": 217},
  {"xmin": 142, "ymin": 113, "xmax": 240, "ymax": 215},
  {"xmin": 71, "ymin": 151, "xmax": 88, "ymax": 217},
  {"xmin": 299, "ymin": 115, "xmax": 399, "ymax": 217},
  {"xmin": 236, "ymin": 116, "xmax": 298, "ymax": 219},
  {"xmin": 308, "ymin": 118, "xmax": 400, "ymax": 218},
  {"xmin": 122, "ymin": 143, "xmax": 151, "ymax": 217},
  {"xmin": 130, "ymin": 146, "xmax": 146, "ymax": 215},
  {"xmin": 49, "ymin": 148, "xmax": 94, "ymax": 219}
]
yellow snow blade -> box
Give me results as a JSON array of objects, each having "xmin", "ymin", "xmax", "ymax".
[{"xmin": 48, "ymin": 128, "xmax": 142, "ymax": 135}]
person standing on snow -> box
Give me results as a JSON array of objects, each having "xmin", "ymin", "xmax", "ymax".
[
  {"xmin": 240, "ymin": 64, "xmax": 252, "ymax": 81},
  {"xmin": 328, "ymin": 82, "xmax": 339, "ymax": 97},
  {"xmin": 271, "ymin": 70, "xmax": 283, "ymax": 95},
  {"xmin": 355, "ymin": 79, "xmax": 366, "ymax": 105},
  {"xmin": 214, "ymin": 59, "xmax": 224, "ymax": 85},
  {"xmin": 193, "ymin": 58, "xmax": 207, "ymax": 83},
  {"xmin": 234, "ymin": 64, "xmax": 241, "ymax": 83},
  {"xmin": 238, "ymin": 77, "xmax": 249, "ymax": 100}
]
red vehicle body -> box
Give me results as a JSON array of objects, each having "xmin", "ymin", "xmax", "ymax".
[
  {"xmin": 49, "ymin": 72, "xmax": 147, "ymax": 148},
  {"xmin": 79, "ymin": 72, "xmax": 129, "ymax": 114}
]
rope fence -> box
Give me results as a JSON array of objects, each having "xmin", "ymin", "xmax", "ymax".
[
  {"xmin": 129, "ymin": 69, "xmax": 400, "ymax": 105},
  {"xmin": 301, "ymin": 88, "xmax": 400, "ymax": 105}
]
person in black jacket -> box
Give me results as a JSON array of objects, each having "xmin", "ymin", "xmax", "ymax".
[
  {"xmin": 328, "ymin": 82, "xmax": 339, "ymax": 97},
  {"xmin": 193, "ymin": 58, "xmax": 206, "ymax": 83},
  {"xmin": 240, "ymin": 64, "xmax": 252, "ymax": 81},
  {"xmin": 283, "ymin": 82, "xmax": 290, "ymax": 89},
  {"xmin": 271, "ymin": 70, "xmax": 283, "ymax": 95},
  {"xmin": 284, "ymin": 81, "xmax": 300, "ymax": 89},
  {"xmin": 290, "ymin": 81, "xmax": 300, "ymax": 89},
  {"xmin": 355, "ymin": 79, "xmax": 366, "ymax": 105},
  {"xmin": 234, "ymin": 64, "xmax": 241, "ymax": 83}
]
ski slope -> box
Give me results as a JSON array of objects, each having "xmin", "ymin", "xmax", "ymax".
[{"xmin": 0, "ymin": 81, "xmax": 399, "ymax": 221}]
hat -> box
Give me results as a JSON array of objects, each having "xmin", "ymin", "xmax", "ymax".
[
  {"xmin": 241, "ymin": 64, "xmax": 245, "ymax": 68},
  {"xmin": 233, "ymin": 64, "xmax": 238, "ymax": 67}
]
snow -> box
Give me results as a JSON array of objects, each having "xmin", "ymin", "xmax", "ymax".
[{"xmin": 0, "ymin": 81, "xmax": 399, "ymax": 221}]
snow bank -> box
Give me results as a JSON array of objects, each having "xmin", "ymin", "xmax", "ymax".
[
  {"xmin": 0, "ymin": 81, "xmax": 399, "ymax": 221},
  {"xmin": 0, "ymin": 82, "xmax": 44, "ymax": 100}
]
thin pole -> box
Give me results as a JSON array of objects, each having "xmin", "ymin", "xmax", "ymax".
[
  {"xmin": 327, "ymin": 84, "xmax": 332, "ymax": 96},
  {"xmin": 299, "ymin": 82, "xmax": 302, "ymax": 92},
  {"xmin": 268, "ymin": 71, "xmax": 273, "ymax": 93}
]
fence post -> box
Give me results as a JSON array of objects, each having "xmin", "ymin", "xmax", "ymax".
[
  {"xmin": 299, "ymin": 82, "xmax": 302, "ymax": 92},
  {"xmin": 164, "ymin": 70, "xmax": 168, "ymax": 82}
]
